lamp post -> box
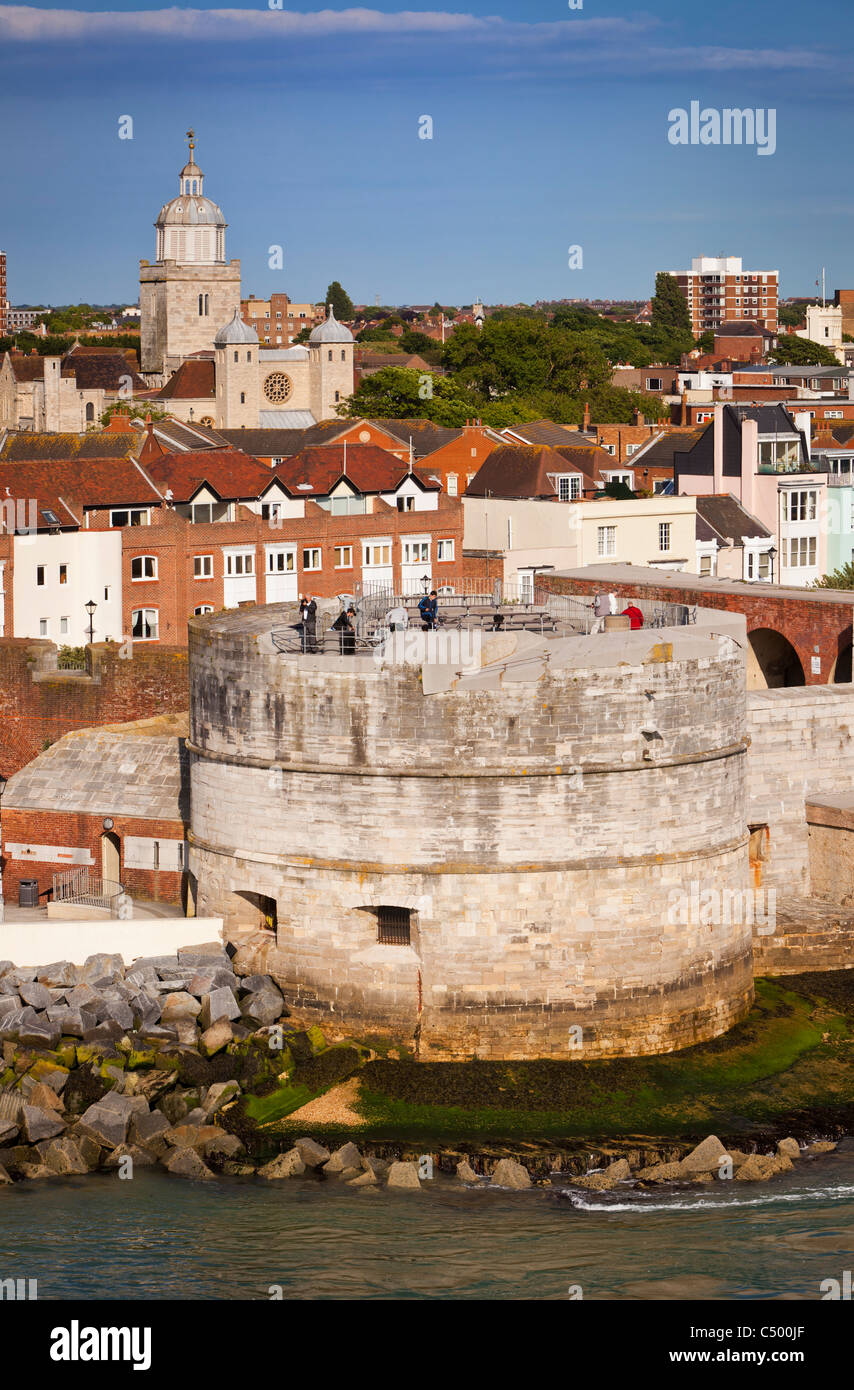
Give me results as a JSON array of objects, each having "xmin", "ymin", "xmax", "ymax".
[
  {"xmin": 421, "ymin": 574, "xmax": 430, "ymax": 595},
  {"xmin": 0, "ymin": 771, "xmax": 7, "ymax": 922},
  {"xmin": 768, "ymin": 546, "xmax": 777, "ymax": 583},
  {"xmin": 85, "ymin": 599, "xmax": 96, "ymax": 645}
]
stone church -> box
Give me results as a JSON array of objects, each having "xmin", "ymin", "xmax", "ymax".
[{"xmin": 140, "ymin": 133, "xmax": 354, "ymax": 429}]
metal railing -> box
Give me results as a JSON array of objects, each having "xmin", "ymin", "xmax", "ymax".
[{"xmin": 52, "ymin": 867, "xmax": 124, "ymax": 914}]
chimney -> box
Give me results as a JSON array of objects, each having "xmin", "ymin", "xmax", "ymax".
[
  {"xmin": 740, "ymin": 416, "xmax": 758, "ymax": 512},
  {"xmin": 713, "ymin": 402, "xmax": 725, "ymax": 493},
  {"xmin": 680, "ymin": 389, "xmax": 688, "ymax": 426},
  {"xmin": 583, "ymin": 401, "xmax": 590, "ymax": 431}
]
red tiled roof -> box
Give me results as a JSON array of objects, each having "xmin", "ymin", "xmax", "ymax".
[
  {"xmin": 0, "ymin": 458, "xmax": 162, "ymax": 515},
  {"xmin": 157, "ymin": 360, "xmax": 216, "ymax": 400},
  {"xmin": 145, "ymin": 448, "xmax": 270, "ymax": 501},
  {"xmin": 269, "ymin": 444, "xmax": 440, "ymax": 497}
]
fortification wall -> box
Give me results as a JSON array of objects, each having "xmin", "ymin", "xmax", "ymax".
[{"xmin": 188, "ymin": 611, "xmax": 754, "ymax": 1060}]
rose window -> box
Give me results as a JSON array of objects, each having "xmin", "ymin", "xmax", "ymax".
[{"xmin": 264, "ymin": 372, "xmax": 292, "ymax": 403}]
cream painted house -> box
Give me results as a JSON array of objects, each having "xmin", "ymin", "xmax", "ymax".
[{"xmin": 463, "ymin": 495, "xmax": 698, "ymax": 584}]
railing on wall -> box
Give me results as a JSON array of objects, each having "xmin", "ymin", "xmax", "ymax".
[{"xmin": 52, "ymin": 868, "xmax": 124, "ymax": 915}]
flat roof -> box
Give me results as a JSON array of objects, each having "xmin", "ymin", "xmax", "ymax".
[{"xmin": 549, "ymin": 564, "xmax": 854, "ymax": 608}]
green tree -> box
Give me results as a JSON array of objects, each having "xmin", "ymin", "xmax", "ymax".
[
  {"xmin": 778, "ymin": 304, "xmax": 807, "ymax": 329},
  {"xmin": 650, "ymin": 272, "xmax": 693, "ymax": 342},
  {"xmin": 695, "ymin": 331, "xmax": 715, "ymax": 353},
  {"xmin": 769, "ymin": 336, "xmax": 840, "ymax": 367},
  {"xmin": 813, "ymin": 562, "xmax": 854, "ymax": 590},
  {"xmin": 323, "ymin": 281, "xmax": 355, "ymax": 320}
]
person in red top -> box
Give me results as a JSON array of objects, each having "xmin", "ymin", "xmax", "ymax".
[{"xmin": 622, "ymin": 603, "xmax": 644, "ymax": 630}]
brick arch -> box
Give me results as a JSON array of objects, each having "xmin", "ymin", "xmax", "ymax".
[{"xmin": 746, "ymin": 627, "xmax": 806, "ymax": 688}]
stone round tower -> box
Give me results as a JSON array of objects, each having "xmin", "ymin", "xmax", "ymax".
[{"xmin": 188, "ymin": 608, "xmax": 754, "ymax": 1060}]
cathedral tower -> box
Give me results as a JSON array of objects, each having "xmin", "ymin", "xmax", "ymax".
[{"xmin": 139, "ymin": 131, "xmax": 241, "ymax": 377}]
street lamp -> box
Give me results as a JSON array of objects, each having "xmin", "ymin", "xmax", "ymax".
[
  {"xmin": 421, "ymin": 574, "xmax": 430, "ymax": 594},
  {"xmin": 768, "ymin": 546, "xmax": 777, "ymax": 583},
  {"xmin": 85, "ymin": 599, "xmax": 96, "ymax": 645},
  {"xmin": 0, "ymin": 771, "xmax": 7, "ymax": 923}
]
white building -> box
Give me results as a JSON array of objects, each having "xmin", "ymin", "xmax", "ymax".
[{"xmin": 12, "ymin": 531, "xmax": 123, "ymax": 645}]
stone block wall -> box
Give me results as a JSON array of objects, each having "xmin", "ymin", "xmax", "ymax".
[{"xmin": 188, "ymin": 609, "xmax": 755, "ymax": 1058}]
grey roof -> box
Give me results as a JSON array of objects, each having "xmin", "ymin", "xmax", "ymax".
[
  {"xmin": 157, "ymin": 195, "xmax": 226, "ymax": 227},
  {"xmin": 695, "ymin": 494, "xmax": 772, "ymax": 544},
  {"xmin": 4, "ymin": 717, "xmax": 189, "ymax": 822},
  {"xmin": 309, "ymin": 308, "xmax": 354, "ymax": 344},
  {"xmin": 258, "ymin": 409, "xmax": 317, "ymax": 428},
  {"xmin": 214, "ymin": 309, "xmax": 258, "ymax": 347},
  {"xmin": 500, "ymin": 420, "xmax": 591, "ymax": 448},
  {"xmin": 260, "ymin": 346, "xmax": 309, "ymax": 361}
]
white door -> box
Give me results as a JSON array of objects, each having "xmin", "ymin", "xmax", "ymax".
[
  {"xmin": 400, "ymin": 538, "xmax": 431, "ymax": 595},
  {"xmin": 362, "ymin": 538, "xmax": 394, "ymax": 594},
  {"xmin": 223, "ymin": 549, "xmax": 257, "ymax": 607},
  {"xmin": 265, "ymin": 545, "xmax": 297, "ymax": 602}
]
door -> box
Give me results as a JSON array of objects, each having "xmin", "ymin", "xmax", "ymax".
[
  {"xmin": 400, "ymin": 538, "xmax": 431, "ymax": 595},
  {"xmin": 101, "ymin": 831, "xmax": 121, "ymax": 885},
  {"xmin": 223, "ymin": 549, "xmax": 257, "ymax": 607},
  {"xmin": 265, "ymin": 545, "xmax": 297, "ymax": 603}
]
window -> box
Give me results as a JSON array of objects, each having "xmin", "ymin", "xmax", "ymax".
[
  {"xmin": 194, "ymin": 554, "xmax": 213, "ymax": 578},
  {"xmin": 131, "ymin": 608, "xmax": 158, "ymax": 640},
  {"xmin": 825, "ymin": 410, "xmax": 843, "ymax": 419},
  {"xmin": 363, "ymin": 542, "xmax": 391, "ymax": 567},
  {"xmin": 267, "ymin": 549, "xmax": 295, "ymax": 573},
  {"xmin": 784, "ymin": 537, "xmax": 817, "ymax": 567},
  {"xmin": 234, "ymin": 351, "xmax": 238, "ymax": 363},
  {"xmin": 36, "ymin": 565, "xmax": 45, "ymax": 586},
  {"xmin": 334, "ymin": 391, "xmax": 340, "ymax": 403},
  {"xmin": 603, "ymin": 443, "xmax": 616, "ymax": 455},
  {"xmin": 58, "ymin": 564, "xmax": 68, "ymax": 584},
  {"xmin": 397, "ymin": 495, "xmax": 415, "ymax": 512},
  {"xmin": 193, "ymin": 605, "xmax": 213, "ymax": 616},
  {"xmin": 698, "ymin": 553, "xmax": 713, "ymax": 576},
  {"xmin": 597, "ymin": 525, "xmax": 616, "ymax": 558},
  {"xmin": 104, "ymin": 585, "xmax": 111, "ymax": 601},
  {"xmin": 377, "ymin": 905, "xmax": 411, "ymax": 946},
  {"xmin": 403, "ymin": 540, "xmax": 430, "ymax": 564},
  {"xmin": 328, "ymin": 350, "xmax": 333, "ymax": 362},
  {"xmin": 131, "ymin": 555, "xmax": 157, "ymax": 581},
  {"xmin": 446, "ymin": 474, "xmax": 458, "ymax": 496},
  {"xmin": 557, "ymin": 475, "xmax": 582, "ymax": 501},
  {"xmin": 647, "ymin": 377, "xmax": 663, "ymax": 391},
  {"xmin": 225, "ymin": 552, "xmax": 254, "ymax": 577},
  {"xmin": 607, "ymin": 472, "xmax": 633, "ymax": 487},
  {"xmin": 782, "ymin": 490, "xmax": 817, "ymax": 522},
  {"xmin": 334, "ymin": 546, "xmax": 353, "ymax": 568},
  {"xmin": 658, "ymin": 522, "xmax": 671, "ymax": 552},
  {"xmin": 39, "ymin": 618, "xmax": 48, "ymax": 636},
  {"xmin": 191, "ymin": 503, "xmax": 214, "ymax": 524},
  {"xmin": 110, "ymin": 508, "xmax": 149, "ymax": 528},
  {"xmin": 341, "ymin": 350, "xmax": 346, "ymax": 361},
  {"xmin": 437, "ymin": 539, "xmax": 455, "ymax": 561},
  {"xmin": 60, "ymin": 616, "xmax": 69, "ymax": 635},
  {"xmin": 303, "ymin": 548, "xmax": 322, "ymax": 571},
  {"xmin": 240, "ymin": 392, "xmax": 246, "ymax": 405},
  {"xmin": 746, "ymin": 549, "xmax": 771, "ymax": 580},
  {"xmin": 85, "ymin": 402, "xmax": 95, "ymax": 423},
  {"xmin": 626, "ymin": 443, "xmax": 640, "ymax": 457}
]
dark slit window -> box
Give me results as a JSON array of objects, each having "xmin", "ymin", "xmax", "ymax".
[{"xmin": 377, "ymin": 905, "xmax": 411, "ymax": 945}]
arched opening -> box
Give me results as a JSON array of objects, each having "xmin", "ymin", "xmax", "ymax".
[
  {"xmin": 746, "ymin": 628, "xmax": 806, "ymax": 688},
  {"xmin": 85, "ymin": 402, "xmax": 95, "ymax": 423},
  {"xmin": 101, "ymin": 831, "xmax": 121, "ymax": 884},
  {"xmin": 832, "ymin": 644, "xmax": 852, "ymax": 684},
  {"xmin": 233, "ymin": 890, "xmax": 277, "ymax": 931}
]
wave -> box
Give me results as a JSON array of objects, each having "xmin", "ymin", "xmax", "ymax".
[{"xmin": 559, "ymin": 1184, "xmax": 854, "ymax": 1214}]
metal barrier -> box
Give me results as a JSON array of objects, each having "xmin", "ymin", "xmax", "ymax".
[{"xmin": 51, "ymin": 868, "xmax": 124, "ymax": 915}]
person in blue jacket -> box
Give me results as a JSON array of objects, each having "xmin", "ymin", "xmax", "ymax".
[{"xmin": 418, "ymin": 590, "xmax": 439, "ymax": 630}]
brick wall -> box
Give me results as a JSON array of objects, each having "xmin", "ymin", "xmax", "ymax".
[
  {"xmin": 538, "ymin": 571, "xmax": 854, "ymax": 687},
  {"xmin": 0, "ymin": 640, "xmax": 188, "ymax": 776},
  {"xmin": 1, "ymin": 808, "xmax": 187, "ymax": 907}
]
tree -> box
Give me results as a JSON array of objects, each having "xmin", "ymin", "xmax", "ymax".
[
  {"xmin": 323, "ymin": 282, "xmax": 355, "ymax": 320},
  {"xmin": 291, "ymin": 325, "xmax": 312, "ymax": 345},
  {"xmin": 813, "ymin": 562, "xmax": 854, "ymax": 590},
  {"xmin": 650, "ymin": 272, "xmax": 693, "ymax": 342},
  {"xmin": 695, "ymin": 331, "xmax": 715, "ymax": 353},
  {"xmin": 769, "ymin": 337, "xmax": 840, "ymax": 367},
  {"xmin": 778, "ymin": 304, "xmax": 806, "ymax": 329}
]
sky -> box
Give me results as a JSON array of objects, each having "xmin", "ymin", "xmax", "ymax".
[{"xmin": 1, "ymin": 0, "xmax": 853, "ymax": 308}]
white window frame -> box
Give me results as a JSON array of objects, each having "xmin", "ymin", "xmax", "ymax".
[
  {"xmin": 302, "ymin": 548, "xmax": 322, "ymax": 571},
  {"xmin": 193, "ymin": 605, "xmax": 213, "ymax": 616},
  {"xmin": 130, "ymin": 555, "xmax": 158, "ymax": 581},
  {"xmin": 402, "ymin": 539, "xmax": 430, "ymax": 565},
  {"xmin": 446, "ymin": 474, "xmax": 458, "ymax": 496},
  {"xmin": 436, "ymin": 539, "xmax": 455, "ymax": 562},
  {"xmin": 131, "ymin": 607, "xmax": 159, "ymax": 641},
  {"xmin": 597, "ymin": 525, "xmax": 616, "ymax": 558},
  {"xmin": 110, "ymin": 508, "xmax": 150, "ymax": 528},
  {"xmin": 362, "ymin": 541, "xmax": 392, "ymax": 568},
  {"xmin": 194, "ymin": 554, "xmax": 213, "ymax": 578},
  {"xmin": 658, "ymin": 522, "xmax": 671, "ymax": 553},
  {"xmin": 334, "ymin": 546, "xmax": 353, "ymax": 569},
  {"xmin": 225, "ymin": 550, "xmax": 255, "ymax": 577}
]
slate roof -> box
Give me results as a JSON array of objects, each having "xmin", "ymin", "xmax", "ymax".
[
  {"xmin": 157, "ymin": 360, "xmax": 216, "ymax": 400},
  {"xmin": 716, "ymin": 321, "xmax": 777, "ymax": 339},
  {"xmin": 499, "ymin": 420, "xmax": 592, "ymax": 448},
  {"xmin": 67, "ymin": 353, "xmax": 146, "ymax": 392},
  {"xmin": 4, "ymin": 716, "xmax": 189, "ymax": 822},
  {"xmin": 367, "ymin": 419, "xmax": 463, "ymax": 456},
  {"xmin": 5, "ymin": 353, "xmax": 48, "ymax": 383},
  {"xmin": 142, "ymin": 419, "xmax": 229, "ymax": 452},
  {"xmin": 217, "ymin": 428, "xmax": 312, "ymax": 456},
  {"xmin": 270, "ymin": 444, "xmax": 439, "ymax": 497},
  {"xmin": 695, "ymin": 494, "xmax": 771, "ymax": 544},
  {"xmin": 144, "ymin": 448, "xmax": 270, "ymax": 501},
  {"xmin": 465, "ymin": 444, "xmax": 597, "ymax": 499}
]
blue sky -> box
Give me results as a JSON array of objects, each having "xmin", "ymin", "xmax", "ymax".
[{"xmin": 1, "ymin": 0, "xmax": 852, "ymax": 307}]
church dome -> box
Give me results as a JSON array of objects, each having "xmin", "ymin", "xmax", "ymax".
[
  {"xmin": 157, "ymin": 196, "xmax": 226, "ymax": 228},
  {"xmin": 309, "ymin": 306, "xmax": 354, "ymax": 345},
  {"xmin": 214, "ymin": 309, "xmax": 258, "ymax": 347},
  {"xmin": 153, "ymin": 131, "xmax": 228, "ymax": 265}
]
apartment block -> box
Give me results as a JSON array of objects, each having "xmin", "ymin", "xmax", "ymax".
[
  {"xmin": 667, "ymin": 256, "xmax": 778, "ymax": 335},
  {"xmin": 241, "ymin": 293, "xmax": 324, "ymax": 346}
]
